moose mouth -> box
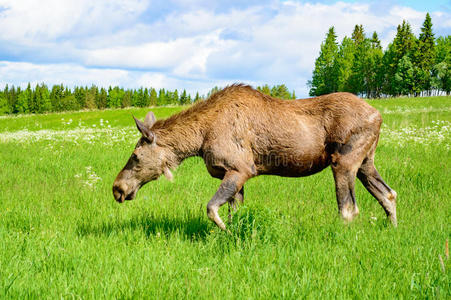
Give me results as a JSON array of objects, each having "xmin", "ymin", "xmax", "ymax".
[{"xmin": 114, "ymin": 187, "xmax": 138, "ymax": 203}]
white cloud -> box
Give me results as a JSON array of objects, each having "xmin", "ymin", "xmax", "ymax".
[
  {"xmin": 0, "ymin": 0, "xmax": 148, "ymax": 43},
  {"xmin": 82, "ymin": 32, "xmax": 227, "ymax": 77}
]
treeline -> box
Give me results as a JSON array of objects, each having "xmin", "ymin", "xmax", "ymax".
[
  {"xmin": 309, "ymin": 13, "xmax": 451, "ymax": 98},
  {"xmin": 0, "ymin": 83, "xmax": 296, "ymax": 115},
  {"xmin": 0, "ymin": 84, "xmax": 202, "ymax": 115},
  {"xmin": 207, "ymin": 84, "xmax": 296, "ymax": 100}
]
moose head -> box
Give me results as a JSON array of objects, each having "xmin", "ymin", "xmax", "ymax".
[{"xmin": 112, "ymin": 111, "xmax": 173, "ymax": 203}]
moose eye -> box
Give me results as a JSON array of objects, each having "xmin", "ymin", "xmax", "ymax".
[{"xmin": 131, "ymin": 153, "xmax": 139, "ymax": 161}]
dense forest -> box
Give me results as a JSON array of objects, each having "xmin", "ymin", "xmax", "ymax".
[
  {"xmin": 0, "ymin": 83, "xmax": 295, "ymax": 115},
  {"xmin": 309, "ymin": 13, "xmax": 451, "ymax": 97}
]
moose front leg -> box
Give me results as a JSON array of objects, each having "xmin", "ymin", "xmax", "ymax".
[{"xmin": 207, "ymin": 171, "xmax": 247, "ymax": 230}]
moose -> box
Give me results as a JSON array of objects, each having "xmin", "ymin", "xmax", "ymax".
[{"xmin": 113, "ymin": 84, "xmax": 397, "ymax": 230}]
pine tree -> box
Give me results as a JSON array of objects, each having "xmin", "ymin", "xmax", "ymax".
[
  {"xmin": 351, "ymin": 25, "xmax": 365, "ymax": 45},
  {"xmin": 149, "ymin": 88, "xmax": 157, "ymax": 106},
  {"xmin": 158, "ymin": 89, "xmax": 166, "ymax": 106},
  {"xmin": 414, "ymin": 13, "xmax": 436, "ymax": 94},
  {"xmin": 179, "ymin": 89, "xmax": 189, "ymax": 105},
  {"xmin": 387, "ymin": 21, "xmax": 417, "ymax": 96},
  {"xmin": 2, "ymin": 85, "xmax": 12, "ymax": 114},
  {"xmin": 271, "ymin": 84, "xmax": 291, "ymax": 99},
  {"xmin": 173, "ymin": 89, "xmax": 179, "ymax": 105},
  {"xmin": 15, "ymin": 91, "xmax": 29, "ymax": 113},
  {"xmin": 0, "ymin": 93, "xmax": 9, "ymax": 114},
  {"xmin": 394, "ymin": 21, "xmax": 416, "ymax": 60},
  {"xmin": 143, "ymin": 88, "xmax": 150, "ymax": 106},
  {"xmin": 257, "ymin": 84, "xmax": 271, "ymax": 96},
  {"xmin": 349, "ymin": 25, "xmax": 371, "ymax": 96},
  {"xmin": 97, "ymin": 87, "xmax": 107, "ymax": 109},
  {"xmin": 40, "ymin": 84, "xmax": 52, "ymax": 112},
  {"xmin": 335, "ymin": 36, "xmax": 355, "ymax": 92},
  {"xmin": 107, "ymin": 86, "xmax": 114, "ymax": 108},
  {"xmin": 74, "ymin": 87, "xmax": 86, "ymax": 108},
  {"xmin": 85, "ymin": 86, "xmax": 97, "ymax": 109},
  {"xmin": 136, "ymin": 88, "xmax": 144, "ymax": 107},
  {"xmin": 15, "ymin": 84, "xmax": 32, "ymax": 113},
  {"xmin": 29, "ymin": 83, "xmax": 39, "ymax": 113},
  {"xmin": 25, "ymin": 83, "xmax": 33, "ymax": 112},
  {"xmin": 8, "ymin": 86, "xmax": 18, "ymax": 113},
  {"xmin": 194, "ymin": 92, "xmax": 201, "ymax": 102},
  {"xmin": 309, "ymin": 27, "xmax": 339, "ymax": 96},
  {"xmin": 367, "ymin": 32, "xmax": 384, "ymax": 98},
  {"xmin": 122, "ymin": 90, "xmax": 132, "ymax": 107},
  {"xmin": 50, "ymin": 85, "xmax": 62, "ymax": 111}
]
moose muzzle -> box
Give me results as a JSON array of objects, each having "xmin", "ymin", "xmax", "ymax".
[{"xmin": 112, "ymin": 179, "xmax": 138, "ymax": 203}]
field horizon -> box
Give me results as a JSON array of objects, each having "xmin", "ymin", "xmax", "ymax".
[{"xmin": 0, "ymin": 95, "xmax": 450, "ymax": 298}]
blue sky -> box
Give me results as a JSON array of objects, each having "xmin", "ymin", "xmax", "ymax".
[{"xmin": 0, "ymin": 0, "xmax": 450, "ymax": 97}]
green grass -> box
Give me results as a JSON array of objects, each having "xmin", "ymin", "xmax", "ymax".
[{"xmin": 0, "ymin": 97, "xmax": 450, "ymax": 298}]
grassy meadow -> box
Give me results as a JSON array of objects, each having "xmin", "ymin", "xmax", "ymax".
[{"xmin": 0, "ymin": 96, "xmax": 450, "ymax": 298}]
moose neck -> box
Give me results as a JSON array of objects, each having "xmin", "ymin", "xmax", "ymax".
[{"xmin": 153, "ymin": 117, "xmax": 205, "ymax": 169}]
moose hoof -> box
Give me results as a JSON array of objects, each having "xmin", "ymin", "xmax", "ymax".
[
  {"xmin": 340, "ymin": 203, "xmax": 359, "ymax": 222},
  {"xmin": 207, "ymin": 206, "xmax": 227, "ymax": 230},
  {"xmin": 389, "ymin": 213, "xmax": 398, "ymax": 227}
]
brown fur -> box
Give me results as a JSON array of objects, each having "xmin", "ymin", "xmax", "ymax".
[{"xmin": 113, "ymin": 84, "xmax": 397, "ymax": 230}]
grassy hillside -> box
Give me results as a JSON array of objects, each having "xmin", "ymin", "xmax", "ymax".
[{"xmin": 0, "ymin": 96, "xmax": 450, "ymax": 298}]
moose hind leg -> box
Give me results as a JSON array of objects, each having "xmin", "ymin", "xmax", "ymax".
[
  {"xmin": 332, "ymin": 165, "xmax": 360, "ymax": 222},
  {"xmin": 358, "ymin": 160, "xmax": 397, "ymax": 226},
  {"xmin": 228, "ymin": 186, "xmax": 244, "ymax": 223}
]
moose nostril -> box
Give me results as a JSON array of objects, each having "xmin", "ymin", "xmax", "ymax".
[{"xmin": 113, "ymin": 185, "xmax": 125, "ymax": 202}]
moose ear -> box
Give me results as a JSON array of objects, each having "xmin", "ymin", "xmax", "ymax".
[
  {"xmin": 133, "ymin": 116, "xmax": 155, "ymax": 143},
  {"xmin": 144, "ymin": 111, "xmax": 156, "ymax": 128}
]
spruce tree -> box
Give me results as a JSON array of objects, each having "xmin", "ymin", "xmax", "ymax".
[
  {"xmin": 389, "ymin": 21, "xmax": 417, "ymax": 96},
  {"xmin": 418, "ymin": 13, "xmax": 435, "ymax": 70},
  {"xmin": 143, "ymin": 88, "xmax": 150, "ymax": 106},
  {"xmin": 349, "ymin": 25, "xmax": 371, "ymax": 96},
  {"xmin": 309, "ymin": 27, "xmax": 339, "ymax": 96},
  {"xmin": 40, "ymin": 84, "xmax": 52, "ymax": 112},
  {"xmin": 173, "ymin": 89, "xmax": 179, "ymax": 104},
  {"xmin": 415, "ymin": 13, "xmax": 436, "ymax": 94},
  {"xmin": 194, "ymin": 92, "xmax": 200, "ymax": 102},
  {"xmin": 158, "ymin": 89, "xmax": 166, "ymax": 106},
  {"xmin": 97, "ymin": 87, "xmax": 107, "ymax": 109},
  {"xmin": 179, "ymin": 89, "xmax": 189, "ymax": 104},
  {"xmin": 122, "ymin": 91, "xmax": 132, "ymax": 107},
  {"xmin": 0, "ymin": 93, "xmax": 9, "ymax": 114},
  {"xmin": 257, "ymin": 84, "xmax": 271, "ymax": 96},
  {"xmin": 149, "ymin": 88, "xmax": 157, "ymax": 106},
  {"xmin": 335, "ymin": 36, "xmax": 355, "ymax": 92},
  {"xmin": 394, "ymin": 21, "xmax": 416, "ymax": 60},
  {"xmin": 271, "ymin": 84, "xmax": 291, "ymax": 99},
  {"xmin": 367, "ymin": 32, "xmax": 384, "ymax": 98},
  {"xmin": 16, "ymin": 91, "xmax": 29, "ymax": 113}
]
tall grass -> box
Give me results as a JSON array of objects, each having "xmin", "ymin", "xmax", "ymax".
[{"xmin": 0, "ymin": 97, "xmax": 450, "ymax": 298}]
